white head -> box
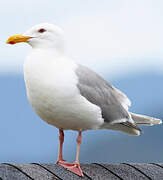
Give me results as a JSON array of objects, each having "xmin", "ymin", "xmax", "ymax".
[{"xmin": 7, "ymin": 23, "xmax": 65, "ymax": 52}]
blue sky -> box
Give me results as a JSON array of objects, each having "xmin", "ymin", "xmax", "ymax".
[
  {"xmin": 0, "ymin": 0, "xmax": 163, "ymax": 164},
  {"xmin": 1, "ymin": 0, "xmax": 163, "ymax": 77}
]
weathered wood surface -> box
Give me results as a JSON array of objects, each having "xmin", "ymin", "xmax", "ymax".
[{"xmin": 0, "ymin": 163, "xmax": 163, "ymax": 180}]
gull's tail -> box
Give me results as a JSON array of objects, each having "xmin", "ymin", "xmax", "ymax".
[{"xmin": 130, "ymin": 112, "xmax": 162, "ymax": 126}]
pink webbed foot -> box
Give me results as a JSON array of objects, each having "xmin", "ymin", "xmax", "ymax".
[
  {"xmin": 56, "ymin": 159, "xmax": 66, "ymax": 164},
  {"xmin": 57, "ymin": 161, "xmax": 83, "ymax": 177}
]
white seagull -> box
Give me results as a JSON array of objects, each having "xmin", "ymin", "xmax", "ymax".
[{"xmin": 7, "ymin": 23, "xmax": 162, "ymax": 176}]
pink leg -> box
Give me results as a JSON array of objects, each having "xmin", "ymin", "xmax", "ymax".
[
  {"xmin": 75, "ymin": 131, "xmax": 82, "ymax": 164},
  {"xmin": 57, "ymin": 131, "xmax": 83, "ymax": 177},
  {"xmin": 56, "ymin": 129, "xmax": 65, "ymax": 163}
]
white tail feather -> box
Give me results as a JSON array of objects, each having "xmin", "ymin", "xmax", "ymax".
[{"xmin": 130, "ymin": 112, "xmax": 162, "ymax": 126}]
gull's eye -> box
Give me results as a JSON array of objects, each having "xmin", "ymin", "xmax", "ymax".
[{"xmin": 38, "ymin": 28, "xmax": 46, "ymax": 33}]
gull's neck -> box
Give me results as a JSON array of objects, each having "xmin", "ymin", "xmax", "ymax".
[
  {"xmin": 31, "ymin": 46, "xmax": 65, "ymax": 59},
  {"xmin": 29, "ymin": 37, "xmax": 65, "ymax": 57}
]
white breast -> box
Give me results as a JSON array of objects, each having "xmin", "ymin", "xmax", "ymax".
[{"xmin": 24, "ymin": 50, "xmax": 104, "ymax": 131}]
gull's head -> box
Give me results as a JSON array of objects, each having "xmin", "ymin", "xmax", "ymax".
[{"xmin": 7, "ymin": 23, "xmax": 64, "ymax": 50}]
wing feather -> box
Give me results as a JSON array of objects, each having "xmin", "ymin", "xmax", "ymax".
[{"xmin": 75, "ymin": 64, "xmax": 132, "ymax": 124}]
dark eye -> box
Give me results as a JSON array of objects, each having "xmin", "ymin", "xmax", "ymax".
[{"xmin": 38, "ymin": 28, "xmax": 46, "ymax": 33}]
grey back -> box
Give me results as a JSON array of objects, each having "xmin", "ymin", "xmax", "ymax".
[{"xmin": 76, "ymin": 65, "xmax": 130, "ymax": 124}]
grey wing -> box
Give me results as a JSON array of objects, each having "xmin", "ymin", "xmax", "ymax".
[{"xmin": 75, "ymin": 64, "xmax": 131, "ymax": 124}]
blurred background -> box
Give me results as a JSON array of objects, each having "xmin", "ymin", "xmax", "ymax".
[{"xmin": 0, "ymin": 0, "xmax": 163, "ymax": 164}]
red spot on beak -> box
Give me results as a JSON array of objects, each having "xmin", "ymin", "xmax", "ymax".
[{"xmin": 9, "ymin": 41, "xmax": 16, "ymax": 45}]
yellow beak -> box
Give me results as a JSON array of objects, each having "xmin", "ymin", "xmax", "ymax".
[{"xmin": 6, "ymin": 34, "xmax": 33, "ymax": 45}]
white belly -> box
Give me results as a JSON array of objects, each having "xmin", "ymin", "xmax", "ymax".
[{"xmin": 24, "ymin": 52, "xmax": 104, "ymax": 131}]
